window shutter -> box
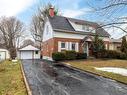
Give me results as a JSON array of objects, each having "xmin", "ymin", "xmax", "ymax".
[
  {"xmin": 58, "ymin": 41, "xmax": 61, "ymax": 52},
  {"xmin": 66, "ymin": 42, "xmax": 69, "ymax": 50},
  {"xmin": 69, "ymin": 42, "xmax": 72, "ymax": 50},
  {"xmin": 76, "ymin": 43, "xmax": 79, "ymax": 52}
]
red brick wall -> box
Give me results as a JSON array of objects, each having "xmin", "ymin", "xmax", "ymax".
[
  {"xmin": 42, "ymin": 38, "xmax": 54, "ymax": 57},
  {"xmin": 42, "ymin": 37, "xmax": 84, "ymax": 57},
  {"xmin": 42, "ymin": 37, "xmax": 110, "ymax": 57}
]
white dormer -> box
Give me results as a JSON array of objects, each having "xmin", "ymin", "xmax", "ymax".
[{"xmin": 68, "ymin": 20, "xmax": 96, "ymax": 33}]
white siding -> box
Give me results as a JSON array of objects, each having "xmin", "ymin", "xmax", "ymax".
[
  {"xmin": 0, "ymin": 49, "xmax": 10, "ymax": 60},
  {"xmin": 54, "ymin": 31, "xmax": 87, "ymax": 39},
  {"xmin": 76, "ymin": 43, "xmax": 79, "ymax": 52},
  {"xmin": 34, "ymin": 51, "xmax": 40, "ymax": 59},
  {"xmin": 43, "ymin": 18, "xmax": 54, "ymax": 42}
]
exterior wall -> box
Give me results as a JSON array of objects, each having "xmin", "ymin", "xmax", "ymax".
[
  {"xmin": 42, "ymin": 38, "xmax": 54, "ymax": 60},
  {"xmin": 42, "ymin": 18, "xmax": 54, "ymax": 42},
  {"xmin": 53, "ymin": 38, "xmax": 83, "ymax": 53},
  {"xmin": 54, "ymin": 31, "xmax": 87, "ymax": 39},
  {"xmin": 109, "ymin": 43, "xmax": 121, "ymax": 51},
  {"xmin": 17, "ymin": 50, "xmax": 40, "ymax": 59},
  {"xmin": 0, "ymin": 49, "xmax": 10, "ymax": 60},
  {"xmin": 34, "ymin": 51, "xmax": 40, "ymax": 59},
  {"xmin": 42, "ymin": 30, "xmax": 110, "ymax": 60},
  {"xmin": 42, "ymin": 37, "xmax": 83, "ymax": 60}
]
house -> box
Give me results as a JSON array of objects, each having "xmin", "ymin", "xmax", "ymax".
[
  {"xmin": 0, "ymin": 48, "xmax": 10, "ymax": 60},
  {"xmin": 42, "ymin": 7, "xmax": 110, "ymax": 60},
  {"xmin": 109, "ymin": 39, "xmax": 122, "ymax": 51},
  {"xmin": 17, "ymin": 45, "xmax": 40, "ymax": 59}
]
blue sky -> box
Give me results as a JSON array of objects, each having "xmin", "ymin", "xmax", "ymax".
[{"xmin": 0, "ymin": 0, "xmax": 127, "ymax": 38}]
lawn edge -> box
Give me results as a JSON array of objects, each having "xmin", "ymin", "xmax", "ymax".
[
  {"xmin": 20, "ymin": 62, "xmax": 32, "ymax": 95},
  {"xmin": 61, "ymin": 62, "xmax": 127, "ymax": 85}
]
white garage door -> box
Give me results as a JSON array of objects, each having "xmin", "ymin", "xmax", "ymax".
[
  {"xmin": 0, "ymin": 51, "xmax": 6, "ymax": 60},
  {"xmin": 20, "ymin": 51, "xmax": 33, "ymax": 59}
]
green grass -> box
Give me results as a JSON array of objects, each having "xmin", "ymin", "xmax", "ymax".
[
  {"xmin": 65, "ymin": 59, "xmax": 127, "ymax": 84},
  {"xmin": 0, "ymin": 60, "xmax": 27, "ymax": 95}
]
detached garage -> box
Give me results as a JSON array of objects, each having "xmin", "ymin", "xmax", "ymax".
[
  {"xmin": 18, "ymin": 45, "xmax": 40, "ymax": 59},
  {"xmin": 0, "ymin": 48, "xmax": 10, "ymax": 60}
]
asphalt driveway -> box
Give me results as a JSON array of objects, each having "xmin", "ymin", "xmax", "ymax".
[{"xmin": 22, "ymin": 59, "xmax": 127, "ymax": 95}]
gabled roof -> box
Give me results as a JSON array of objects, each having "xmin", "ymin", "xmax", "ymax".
[
  {"xmin": 48, "ymin": 15, "xmax": 110, "ymax": 37},
  {"xmin": 19, "ymin": 45, "xmax": 39, "ymax": 51}
]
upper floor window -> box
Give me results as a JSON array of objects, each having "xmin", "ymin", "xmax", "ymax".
[{"xmin": 82, "ymin": 25, "xmax": 90, "ymax": 31}]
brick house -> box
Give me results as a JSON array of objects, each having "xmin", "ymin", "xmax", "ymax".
[{"xmin": 42, "ymin": 8, "xmax": 110, "ymax": 60}]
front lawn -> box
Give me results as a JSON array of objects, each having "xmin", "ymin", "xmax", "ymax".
[
  {"xmin": 0, "ymin": 60, "xmax": 27, "ymax": 95},
  {"xmin": 64, "ymin": 59, "xmax": 127, "ymax": 84}
]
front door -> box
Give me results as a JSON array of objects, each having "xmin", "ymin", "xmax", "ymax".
[
  {"xmin": 88, "ymin": 42, "xmax": 94, "ymax": 56},
  {"xmin": 83, "ymin": 42, "xmax": 89, "ymax": 56}
]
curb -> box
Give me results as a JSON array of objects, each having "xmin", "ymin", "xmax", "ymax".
[
  {"xmin": 20, "ymin": 63, "xmax": 32, "ymax": 95},
  {"xmin": 60, "ymin": 62, "xmax": 127, "ymax": 85}
]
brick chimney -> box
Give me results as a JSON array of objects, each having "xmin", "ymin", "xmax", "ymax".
[{"xmin": 49, "ymin": 7, "xmax": 54, "ymax": 17}]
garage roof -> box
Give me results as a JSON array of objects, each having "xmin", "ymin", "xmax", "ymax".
[{"xmin": 19, "ymin": 45, "xmax": 39, "ymax": 51}]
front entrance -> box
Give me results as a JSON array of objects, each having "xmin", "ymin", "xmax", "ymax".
[{"xmin": 83, "ymin": 42, "xmax": 94, "ymax": 57}]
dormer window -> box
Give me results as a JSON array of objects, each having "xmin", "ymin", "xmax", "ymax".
[
  {"xmin": 86, "ymin": 26, "xmax": 89, "ymax": 31},
  {"xmin": 82, "ymin": 25, "xmax": 90, "ymax": 31}
]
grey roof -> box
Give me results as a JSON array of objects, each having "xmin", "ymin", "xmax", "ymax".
[{"xmin": 48, "ymin": 16, "xmax": 110, "ymax": 37}]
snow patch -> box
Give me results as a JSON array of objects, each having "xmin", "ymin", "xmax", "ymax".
[{"xmin": 95, "ymin": 67, "xmax": 127, "ymax": 76}]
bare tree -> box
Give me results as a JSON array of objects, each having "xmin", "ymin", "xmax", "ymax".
[
  {"xmin": 88, "ymin": 0, "xmax": 127, "ymax": 34},
  {"xmin": 30, "ymin": 3, "xmax": 60, "ymax": 50},
  {"xmin": 0, "ymin": 16, "xmax": 24, "ymax": 59},
  {"xmin": 21, "ymin": 39, "xmax": 34, "ymax": 47}
]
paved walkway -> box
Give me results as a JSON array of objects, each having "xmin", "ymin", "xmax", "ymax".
[{"xmin": 22, "ymin": 59, "xmax": 127, "ymax": 95}]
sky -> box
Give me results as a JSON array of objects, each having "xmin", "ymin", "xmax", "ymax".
[{"xmin": 0, "ymin": 0, "xmax": 127, "ymax": 39}]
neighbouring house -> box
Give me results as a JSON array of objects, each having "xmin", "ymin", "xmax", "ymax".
[
  {"xmin": 109, "ymin": 39, "xmax": 122, "ymax": 51},
  {"xmin": 17, "ymin": 45, "xmax": 40, "ymax": 59},
  {"xmin": 42, "ymin": 8, "xmax": 110, "ymax": 60},
  {"xmin": 0, "ymin": 48, "xmax": 10, "ymax": 60}
]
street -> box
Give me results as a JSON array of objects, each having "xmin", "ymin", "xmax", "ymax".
[{"xmin": 22, "ymin": 60, "xmax": 127, "ymax": 95}]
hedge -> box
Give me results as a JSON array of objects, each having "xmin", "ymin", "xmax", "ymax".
[
  {"xmin": 96, "ymin": 50, "xmax": 127, "ymax": 59},
  {"xmin": 52, "ymin": 50, "xmax": 87, "ymax": 61}
]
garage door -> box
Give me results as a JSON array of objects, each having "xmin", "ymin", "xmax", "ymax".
[
  {"xmin": 0, "ymin": 51, "xmax": 6, "ymax": 60},
  {"xmin": 20, "ymin": 51, "xmax": 33, "ymax": 59}
]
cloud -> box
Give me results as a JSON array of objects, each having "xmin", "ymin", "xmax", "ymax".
[
  {"xmin": 62, "ymin": 8, "xmax": 91, "ymax": 18},
  {"xmin": 0, "ymin": 0, "xmax": 35, "ymax": 17}
]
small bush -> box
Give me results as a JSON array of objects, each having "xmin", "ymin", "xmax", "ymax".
[
  {"xmin": 65, "ymin": 50, "xmax": 77, "ymax": 60},
  {"xmin": 76, "ymin": 53, "xmax": 87, "ymax": 59},
  {"xmin": 52, "ymin": 52, "xmax": 65, "ymax": 61}
]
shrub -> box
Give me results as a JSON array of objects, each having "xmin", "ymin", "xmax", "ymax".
[
  {"xmin": 96, "ymin": 50, "xmax": 127, "ymax": 59},
  {"xmin": 52, "ymin": 52, "xmax": 65, "ymax": 61},
  {"xmin": 76, "ymin": 53, "xmax": 87, "ymax": 59},
  {"xmin": 65, "ymin": 50, "xmax": 77, "ymax": 60}
]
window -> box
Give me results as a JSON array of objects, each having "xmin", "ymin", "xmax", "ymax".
[
  {"xmin": 46, "ymin": 26, "xmax": 49, "ymax": 34},
  {"xmin": 82, "ymin": 25, "xmax": 89, "ymax": 31},
  {"xmin": 82, "ymin": 25, "xmax": 86, "ymax": 30},
  {"xmin": 71, "ymin": 43, "xmax": 76, "ymax": 51},
  {"xmin": 86, "ymin": 26, "xmax": 89, "ymax": 31},
  {"xmin": 35, "ymin": 51, "xmax": 38, "ymax": 54},
  {"xmin": 61, "ymin": 42, "xmax": 66, "ymax": 49}
]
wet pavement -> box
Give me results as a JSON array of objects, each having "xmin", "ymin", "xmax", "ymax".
[{"xmin": 22, "ymin": 59, "xmax": 127, "ymax": 95}]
